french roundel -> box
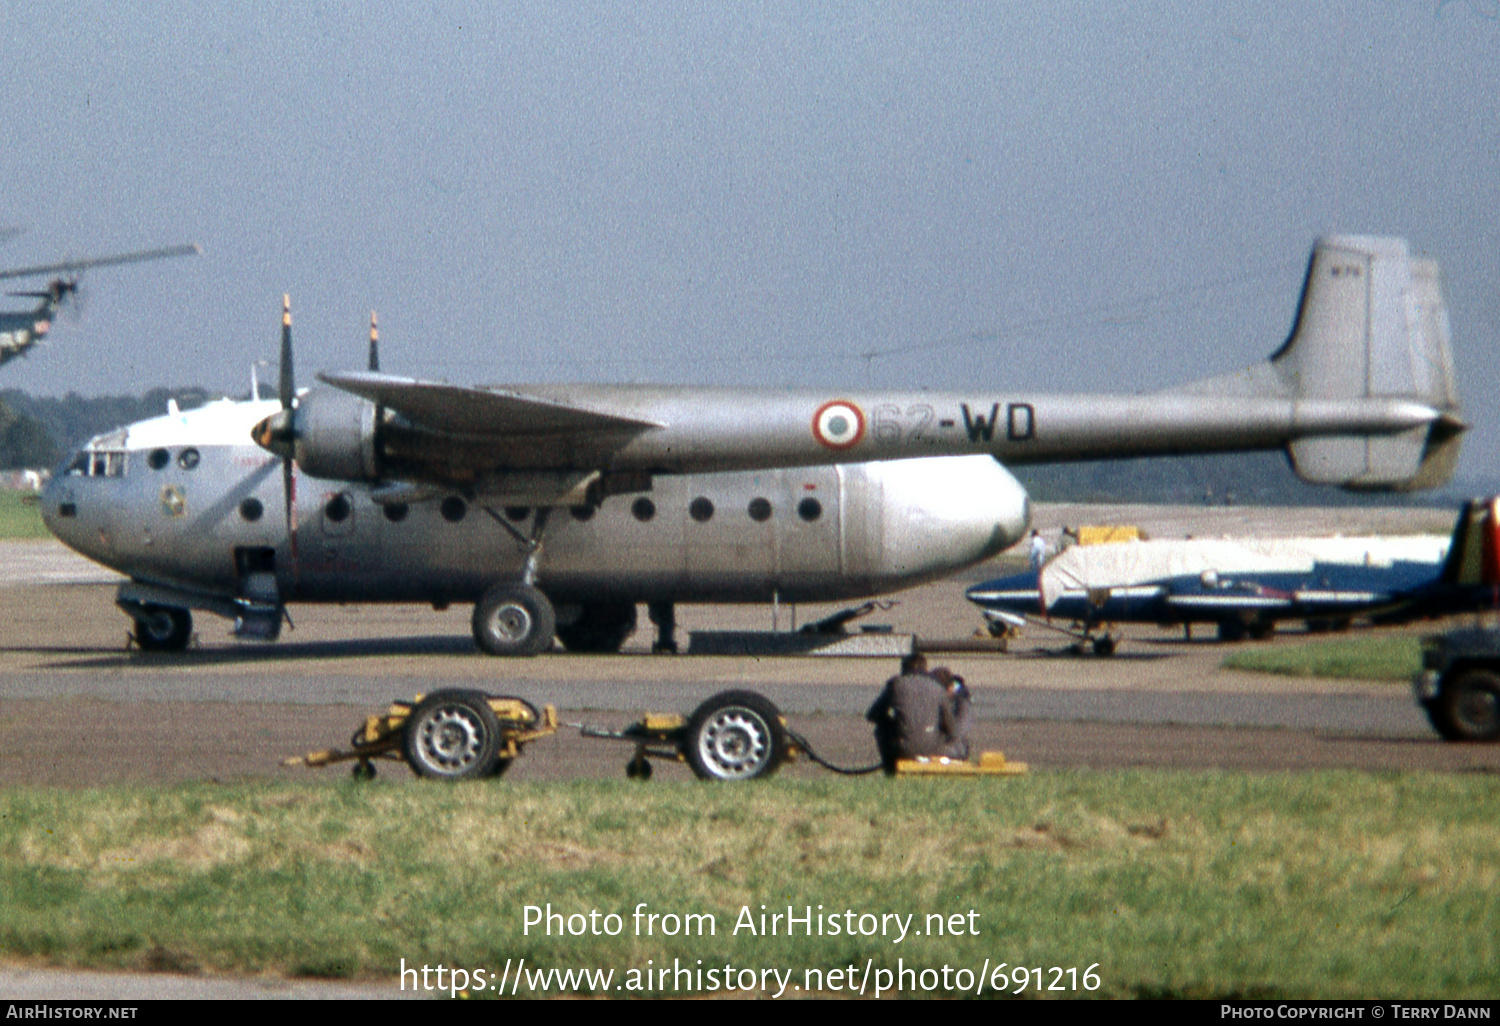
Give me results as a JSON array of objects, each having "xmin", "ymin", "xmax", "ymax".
[{"xmin": 812, "ymin": 400, "xmax": 866, "ymax": 450}]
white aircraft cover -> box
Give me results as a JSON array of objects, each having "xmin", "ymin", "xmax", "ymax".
[{"xmin": 1039, "ymin": 535, "xmax": 1450, "ymax": 609}]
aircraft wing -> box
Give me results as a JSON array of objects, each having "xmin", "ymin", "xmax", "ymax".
[{"xmin": 320, "ymin": 371, "xmax": 664, "ymax": 436}]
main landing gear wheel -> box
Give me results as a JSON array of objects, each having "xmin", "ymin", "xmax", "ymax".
[
  {"xmin": 132, "ymin": 605, "xmax": 192, "ymax": 652},
  {"xmin": 556, "ymin": 601, "xmax": 638, "ymax": 654},
  {"xmin": 402, "ymin": 689, "xmax": 504, "ymax": 779},
  {"xmin": 1427, "ymin": 670, "xmax": 1500, "ymax": 743},
  {"xmin": 684, "ymin": 690, "xmax": 787, "ymax": 781},
  {"xmin": 472, "ymin": 582, "xmax": 556, "ymax": 657},
  {"xmin": 1216, "ymin": 619, "xmax": 1248, "ymax": 643}
]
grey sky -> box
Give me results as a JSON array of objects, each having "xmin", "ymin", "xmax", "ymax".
[{"xmin": 2, "ymin": 3, "xmax": 1497, "ymax": 479}]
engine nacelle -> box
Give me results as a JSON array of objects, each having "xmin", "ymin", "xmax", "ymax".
[{"xmin": 293, "ymin": 389, "xmax": 381, "ymax": 481}]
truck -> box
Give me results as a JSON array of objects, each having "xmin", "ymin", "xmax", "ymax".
[{"xmin": 1413, "ymin": 626, "xmax": 1500, "ymax": 741}]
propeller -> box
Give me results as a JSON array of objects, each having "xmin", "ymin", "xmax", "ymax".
[{"xmin": 250, "ymin": 295, "xmax": 300, "ymax": 576}]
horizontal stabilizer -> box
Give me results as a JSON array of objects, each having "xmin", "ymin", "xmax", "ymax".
[{"xmin": 320, "ymin": 371, "xmax": 664, "ymax": 436}]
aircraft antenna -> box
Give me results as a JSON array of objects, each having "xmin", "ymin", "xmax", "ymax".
[{"xmin": 368, "ymin": 311, "xmax": 379, "ymax": 372}]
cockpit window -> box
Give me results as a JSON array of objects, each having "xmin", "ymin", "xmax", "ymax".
[{"xmin": 68, "ymin": 449, "xmax": 128, "ymax": 478}]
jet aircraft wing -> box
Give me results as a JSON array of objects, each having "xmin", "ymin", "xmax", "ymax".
[{"xmin": 319, "ymin": 371, "xmax": 665, "ymax": 436}]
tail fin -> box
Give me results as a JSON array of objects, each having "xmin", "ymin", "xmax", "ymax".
[
  {"xmin": 1440, "ymin": 497, "xmax": 1500, "ymax": 587},
  {"xmin": 1181, "ymin": 235, "xmax": 1464, "ymax": 491}
]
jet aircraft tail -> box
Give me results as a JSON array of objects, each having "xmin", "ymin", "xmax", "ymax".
[
  {"xmin": 1176, "ymin": 235, "xmax": 1464, "ymax": 491},
  {"xmin": 1438, "ymin": 496, "xmax": 1500, "ymax": 589}
]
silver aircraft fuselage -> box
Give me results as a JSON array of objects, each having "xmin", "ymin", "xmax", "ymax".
[
  {"xmin": 42, "ymin": 398, "xmax": 1030, "ymax": 609},
  {"xmin": 35, "ymin": 236, "xmax": 1468, "ymax": 654}
]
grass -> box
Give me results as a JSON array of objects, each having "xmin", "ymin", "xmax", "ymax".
[
  {"xmin": 0, "ymin": 772, "xmax": 1496, "ymax": 998},
  {"xmin": 1221, "ymin": 633, "xmax": 1424, "ymax": 681},
  {"xmin": 0, "ymin": 490, "xmax": 48, "ymax": 539}
]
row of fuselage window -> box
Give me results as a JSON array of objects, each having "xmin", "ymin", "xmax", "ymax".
[
  {"xmin": 108, "ymin": 446, "xmax": 832, "ymax": 527},
  {"xmin": 236, "ymin": 492, "xmax": 827, "ymax": 526}
]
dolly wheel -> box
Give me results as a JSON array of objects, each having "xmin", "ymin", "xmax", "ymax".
[
  {"xmin": 403, "ymin": 689, "xmax": 504, "ymax": 779},
  {"xmin": 684, "ymin": 690, "xmax": 787, "ymax": 781}
]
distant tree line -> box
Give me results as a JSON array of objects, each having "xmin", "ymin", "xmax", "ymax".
[{"xmin": 0, "ymin": 387, "xmax": 212, "ymax": 470}]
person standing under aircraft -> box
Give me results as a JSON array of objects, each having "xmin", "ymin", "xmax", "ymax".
[
  {"xmin": 1029, "ymin": 530, "xmax": 1048, "ymax": 571},
  {"xmin": 866, "ymin": 655, "xmax": 972, "ymax": 773}
]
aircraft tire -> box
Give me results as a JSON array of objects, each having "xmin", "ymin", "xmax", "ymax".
[
  {"xmin": 556, "ymin": 601, "xmax": 638, "ymax": 654},
  {"xmin": 1429, "ymin": 671, "xmax": 1500, "ymax": 743},
  {"xmin": 684, "ymin": 690, "xmax": 787, "ymax": 782},
  {"xmin": 132, "ymin": 605, "xmax": 192, "ymax": 652},
  {"xmin": 402, "ymin": 689, "xmax": 503, "ymax": 779},
  {"xmin": 472, "ymin": 583, "xmax": 556, "ymax": 657},
  {"xmin": 1216, "ymin": 619, "xmax": 1248, "ymax": 643}
]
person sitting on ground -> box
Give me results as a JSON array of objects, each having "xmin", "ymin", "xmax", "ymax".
[
  {"xmin": 866, "ymin": 654, "xmax": 971, "ymax": 773},
  {"xmin": 928, "ymin": 666, "xmax": 972, "ymax": 760}
]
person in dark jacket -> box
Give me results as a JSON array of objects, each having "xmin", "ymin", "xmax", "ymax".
[{"xmin": 867, "ymin": 654, "xmax": 971, "ymax": 773}]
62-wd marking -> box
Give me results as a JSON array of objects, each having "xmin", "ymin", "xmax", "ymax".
[{"xmin": 812, "ymin": 400, "xmax": 866, "ymax": 450}]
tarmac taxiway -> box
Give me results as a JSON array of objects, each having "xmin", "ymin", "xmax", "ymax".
[{"xmin": 0, "ymin": 501, "xmax": 1495, "ymax": 785}]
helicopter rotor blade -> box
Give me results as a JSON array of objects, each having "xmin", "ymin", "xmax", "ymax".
[{"xmin": 0, "ymin": 243, "xmax": 201, "ymax": 281}]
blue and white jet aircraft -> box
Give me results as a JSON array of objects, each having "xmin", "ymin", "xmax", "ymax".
[{"xmin": 968, "ymin": 498, "xmax": 1500, "ymax": 653}]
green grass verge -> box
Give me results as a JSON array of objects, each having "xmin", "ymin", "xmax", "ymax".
[
  {"xmin": 1222, "ymin": 634, "xmax": 1423, "ymax": 682},
  {"xmin": 0, "ymin": 490, "xmax": 49, "ymax": 539},
  {"xmin": 0, "ymin": 772, "xmax": 1495, "ymax": 998}
]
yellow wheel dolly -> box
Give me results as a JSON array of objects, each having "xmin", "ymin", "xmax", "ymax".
[{"xmin": 285, "ymin": 688, "xmax": 1026, "ymax": 782}]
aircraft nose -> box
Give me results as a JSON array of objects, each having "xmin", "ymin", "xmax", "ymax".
[
  {"xmin": 39, "ymin": 467, "xmax": 80, "ymax": 545},
  {"xmin": 873, "ymin": 455, "xmax": 1031, "ymax": 581}
]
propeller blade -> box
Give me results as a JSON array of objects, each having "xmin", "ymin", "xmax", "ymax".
[
  {"xmin": 283, "ymin": 455, "xmax": 298, "ymax": 575},
  {"xmin": 0, "ymin": 243, "xmax": 200, "ymax": 281},
  {"xmin": 274, "ymin": 296, "xmax": 300, "ymax": 581},
  {"xmin": 368, "ymin": 311, "xmax": 379, "ymax": 372},
  {"xmin": 279, "ymin": 294, "xmax": 295, "ymax": 410},
  {"xmin": 250, "ymin": 296, "xmax": 297, "ymax": 458}
]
